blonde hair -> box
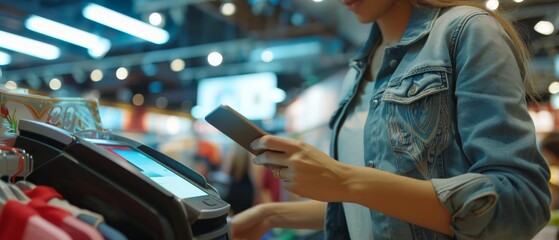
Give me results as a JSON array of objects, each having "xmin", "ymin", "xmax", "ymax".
[{"xmin": 412, "ymin": 0, "xmax": 537, "ymax": 98}]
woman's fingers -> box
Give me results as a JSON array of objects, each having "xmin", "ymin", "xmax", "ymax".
[
  {"xmin": 270, "ymin": 167, "xmax": 292, "ymax": 180},
  {"xmin": 250, "ymin": 135, "xmax": 303, "ymax": 153},
  {"xmin": 253, "ymin": 151, "xmax": 289, "ymax": 167}
]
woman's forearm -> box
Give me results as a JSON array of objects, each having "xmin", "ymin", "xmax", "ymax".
[
  {"xmin": 340, "ymin": 165, "xmax": 453, "ymax": 236},
  {"xmin": 264, "ymin": 200, "xmax": 326, "ymax": 230}
]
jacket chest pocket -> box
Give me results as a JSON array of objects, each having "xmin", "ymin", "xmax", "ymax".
[{"xmin": 381, "ymin": 69, "xmax": 452, "ymax": 177}]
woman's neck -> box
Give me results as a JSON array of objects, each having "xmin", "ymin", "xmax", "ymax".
[{"xmin": 376, "ymin": 1, "xmax": 414, "ymax": 47}]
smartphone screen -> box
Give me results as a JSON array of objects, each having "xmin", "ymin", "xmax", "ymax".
[{"xmin": 205, "ymin": 105, "xmax": 269, "ymax": 155}]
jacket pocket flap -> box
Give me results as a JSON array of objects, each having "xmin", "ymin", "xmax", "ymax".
[{"xmin": 382, "ymin": 68, "xmax": 450, "ymax": 104}]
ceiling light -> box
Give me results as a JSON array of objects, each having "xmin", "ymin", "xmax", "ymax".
[
  {"xmin": 148, "ymin": 12, "xmax": 164, "ymax": 26},
  {"xmin": 49, "ymin": 78, "xmax": 62, "ymax": 90},
  {"xmin": 25, "ymin": 15, "xmax": 111, "ymax": 58},
  {"xmin": 260, "ymin": 50, "xmax": 274, "ymax": 62},
  {"xmin": 116, "ymin": 67, "xmax": 129, "ymax": 80},
  {"xmin": 0, "ymin": 30, "xmax": 60, "ymax": 60},
  {"xmin": 132, "ymin": 93, "xmax": 145, "ymax": 106},
  {"xmin": 207, "ymin": 52, "xmax": 223, "ymax": 66},
  {"xmin": 88, "ymin": 42, "xmax": 111, "ymax": 58},
  {"xmin": 82, "ymin": 3, "xmax": 170, "ymax": 44},
  {"xmin": 485, "ymin": 0, "xmax": 499, "ymax": 11},
  {"xmin": 513, "ymin": 0, "xmax": 523, "ymax": 2},
  {"xmin": 170, "ymin": 59, "xmax": 185, "ymax": 72},
  {"xmin": 220, "ymin": 3, "xmax": 236, "ymax": 16},
  {"xmin": 251, "ymin": 41, "xmax": 322, "ymax": 62},
  {"xmin": 534, "ymin": 21, "xmax": 555, "ymax": 35},
  {"xmin": 90, "ymin": 69, "xmax": 104, "ymax": 82},
  {"xmin": 5, "ymin": 81, "xmax": 17, "ymax": 90},
  {"xmin": 549, "ymin": 81, "xmax": 559, "ymax": 94},
  {"xmin": 0, "ymin": 51, "xmax": 11, "ymax": 65}
]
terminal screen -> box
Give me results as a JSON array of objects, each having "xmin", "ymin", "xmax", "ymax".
[{"xmin": 99, "ymin": 144, "xmax": 207, "ymax": 199}]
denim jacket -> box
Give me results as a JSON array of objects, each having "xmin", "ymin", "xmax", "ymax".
[{"xmin": 326, "ymin": 5, "xmax": 551, "ymax": 240}]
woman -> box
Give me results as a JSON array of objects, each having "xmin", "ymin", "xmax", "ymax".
[{"xmin": 231, "ymin": 0, "xmax": 551, "ymax": 239}]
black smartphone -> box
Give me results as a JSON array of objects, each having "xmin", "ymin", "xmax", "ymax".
[{"xmin": 204, "ymin": 104, "xmax": 269, "ymax": 155}]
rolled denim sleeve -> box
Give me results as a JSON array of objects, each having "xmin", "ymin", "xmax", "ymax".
[
  {"xmin": 432, "ymin": 12, "xmax": 551, "ymax": 239},
  {"xmin": 432, "ymin": 174, "xmax": 498, "ymax": 239}
]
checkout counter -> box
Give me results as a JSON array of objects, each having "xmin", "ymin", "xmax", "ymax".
[{"xmin": 14, "ymin": 119, "xmax": 231, "ymax": 240}]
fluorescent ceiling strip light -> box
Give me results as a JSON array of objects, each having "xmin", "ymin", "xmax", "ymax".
[
  {"xmin": 25, "ymin": 15, "xmax": 111, "ymax": 58},
  {"xmin": 0, "ymin": 51, "xmax": 11, "ymax": 65},
  {"xmin": 0, "ymin": 30, "xmax": 60, "ymax": 60},
  {"xmin": 250, "ymin": 41, "xmax": 322, "ymax": 61},
  {"xmin": 82, "ymin": 3, "xmax": 170, "ymax": 44}
]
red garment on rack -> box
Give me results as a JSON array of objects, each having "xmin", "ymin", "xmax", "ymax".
[
  {"xmin": 0, "ymin": 200, "xmax": 71, "ymax": 240},
  {"xmin": 27, "ymin": 198, "xmax": 104, "ymax": 240},
  {"xmin": 24, "ymin": 185, "xmax": 126, "ymax": 240},
  {"xmin": 23, "ymin": 185, "xmax": 62, "ymax": 202}
]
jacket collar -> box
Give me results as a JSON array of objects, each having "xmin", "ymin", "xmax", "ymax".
[{"xmin": 352, "ymin": 5, "xmax": 441, "ymax": 62}]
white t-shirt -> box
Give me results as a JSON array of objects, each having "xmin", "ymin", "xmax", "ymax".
[{"xmin": 338, "ymin": 75, "xmax": 377, "ymax": 239}]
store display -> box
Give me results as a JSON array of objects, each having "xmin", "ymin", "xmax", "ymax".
[{"xmin": 0, "ymin": 87, "xmax": 103, "ymax": 137}]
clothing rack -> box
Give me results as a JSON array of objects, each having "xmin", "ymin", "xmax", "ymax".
[
  {"xmin": 0, "ymin": 147, "xmax": 33, "ymax": 183},
  {"xmin": 0, "ymin": 145, "xmax": 127, "ymax": 240},
  {"xmin": 0, "ymin": 179, "xmax": 127, "ymax": 240}
]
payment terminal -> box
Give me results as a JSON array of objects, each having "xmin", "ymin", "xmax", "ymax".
[{"xmin": 15, "ymin": 119, "xmax": 230, "ymax": 240}]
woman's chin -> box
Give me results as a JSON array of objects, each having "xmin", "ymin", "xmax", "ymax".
[{"xmin": 354, "ymin": 15, "xmax": 376, "ymax": 24}]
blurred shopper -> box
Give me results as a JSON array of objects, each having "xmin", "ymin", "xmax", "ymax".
[
  {"xmin": 221, "ymin": 144, "xmax": 257, "ymax": 214},
  {"xmin": 230, "ymin": 0, "xmax": 551, "ymax": 239},
  {"xmin": 250, "ymin": 164, "xmax": 282, "ymax": 205},
  {"xmin": 194, "ymin": 140, "xmax": 221, "ymax": 179},
  {"xmin": 541, "ymin": 131, "xmax": 559, "ymax": 210}
]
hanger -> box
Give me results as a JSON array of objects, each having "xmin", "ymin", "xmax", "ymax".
[
  {"xmin": 0, "ymin": 151, "xmax": 8, "ymax": 177},
  {"xmin": 15, "ymin": 180, "xmax": 36, "ymax": 191},
  {"xmin": 9, "ymin": 149, "xmax": 30, "ymax": 183},
  {"xmin": 24, "ymin": 155, "xmax": 34, "ymax": 181},
  {"xmin": 0, "ymin": 148, "xmax": 34, "ymax": 184},
  {"xmin": 0, "ymin": 147, "xmax": 31, "ymax": 183},
  {"xmin": 0, "ymin": 180, "xmax": 16, "ymax": 207},
  {"xmin": 7, "ymin": 184, "xmax": 30, "ymax": 203}
]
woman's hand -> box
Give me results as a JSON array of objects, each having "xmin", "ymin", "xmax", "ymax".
[
  {"xmin": 230, "ymin": 204, "xmax": 271, "ymax": 240},
  {"xmin": 230, "ymin": 201, "xmax": 327, "ymax": 239},
  {"xmin": 251, "ymin": 135, "xmax": 350, "ymax": 202}
]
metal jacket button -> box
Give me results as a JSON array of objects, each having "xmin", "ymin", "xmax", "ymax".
[
  {"xmin": 408, "ymin": 84, "xmax": 419, "ymax": 96},
  {"xmin": 389, "ymin": 59, "xmax": 399, "ymax": 69}
]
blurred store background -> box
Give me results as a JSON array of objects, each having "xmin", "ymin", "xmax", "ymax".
[
  {"xmin": 1, "ymin": 0, "xmax": 559, "ymax": 238},
  {"xmin": 1, "ymin": 0, "xmax": 559, "ymax": 129}
]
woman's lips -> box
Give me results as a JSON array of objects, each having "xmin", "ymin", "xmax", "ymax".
[{"xmin": 343, "ymin": 0, "xmax": 362, "ymax": 11}]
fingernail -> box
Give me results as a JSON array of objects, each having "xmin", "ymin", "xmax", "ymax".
[{"xmin": 249, "ymin": 140, "xmax": 257, "ymax": 149}]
